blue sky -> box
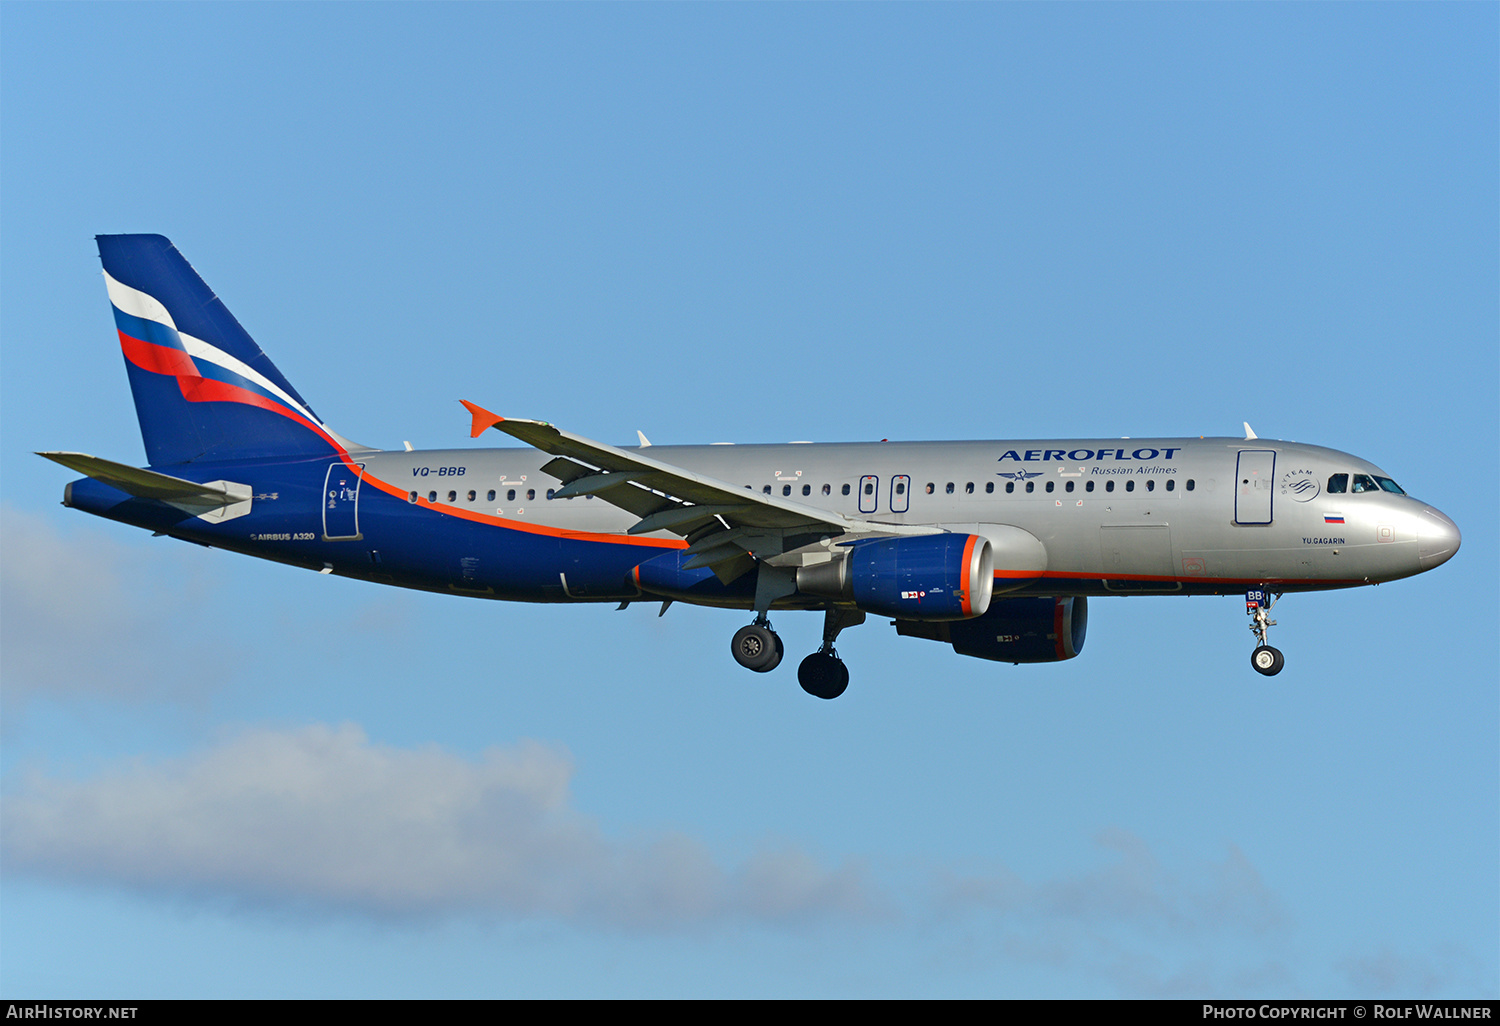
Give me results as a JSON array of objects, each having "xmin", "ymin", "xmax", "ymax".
[{"xmin": 1, "ymin": 3, "xmax": 1495, "ymax": 999}]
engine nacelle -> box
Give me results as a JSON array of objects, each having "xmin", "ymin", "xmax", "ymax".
[
  {"xmin": 799, "ymin": 533, "xmax": 994, "ymax": 621},
  {"xmin": 895, "ymin": 596, "xmax": 1088, "ymax": 663}
]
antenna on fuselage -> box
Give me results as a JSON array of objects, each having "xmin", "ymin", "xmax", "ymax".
[{"xmin": 1243, "ymin": 422, "xmax": 1258, "ymax": 440}]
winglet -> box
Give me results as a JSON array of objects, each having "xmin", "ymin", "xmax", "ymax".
[{"xmin": 461, "ymin": 400, "xmax": 504, "ymax": 438}]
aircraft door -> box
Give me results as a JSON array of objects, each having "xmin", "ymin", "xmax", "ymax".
[
  {"xmin": 323, "ymin": 462, "xmax": 365, "ymax": 540},
  {"xmin": 1235, "ymin": 450, "xmax": 1275, "ymax": 525},
  {"xmin": 890, "ymin": 475, "xmax": 910, "ymax": 513},
  {"xmin": 859, "ymin": 475, "xmax": 879, "ymax": 514}
]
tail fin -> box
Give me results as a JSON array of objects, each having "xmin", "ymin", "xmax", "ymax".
[{"xmin": 98, "ymin": 234, "xmax": 360, "ymax": 465}]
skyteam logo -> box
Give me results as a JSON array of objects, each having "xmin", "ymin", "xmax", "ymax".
[{"xmin": 1279, "ymin": 469, "xmax": 1320, "ymax": 502}]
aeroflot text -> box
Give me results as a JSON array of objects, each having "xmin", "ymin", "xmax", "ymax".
[{"xmin": 997, "ymin": 448, "xmax": 1183, "ymax": 463}]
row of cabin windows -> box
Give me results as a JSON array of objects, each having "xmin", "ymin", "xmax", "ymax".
[
  {"xmin": 413, "ymin": 478, "xmax": 1199, "ymax": 505},
  {"xmin": 1003, "ymin": 477, "xmax": 1193, "ymax": 494},
  {"xmin": 413, "ymin": 487, "xmax": 566, "ymax": 504},
  {"xmin": 755, "ymin": 479, "xmax": 1196, "ymax": 497}
]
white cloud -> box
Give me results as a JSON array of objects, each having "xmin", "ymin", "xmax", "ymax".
[
  {"xmin": 935, "ymin": 826, "xmax": 1287, "ymax": 935},
  {"xmin": 0, "ymin": 505, "xmax": 223, "ymax": 711},
  {"xmin": 930, "ymin": 828, "xmax": 1293, "ymax": 996},
  {"xmin": 0, "ymin": 723, "xmax": 881, "ymax": 929},
  {"xmin": 1336, "ymin": 944, "xmax": 1488, "ymax": 997}
]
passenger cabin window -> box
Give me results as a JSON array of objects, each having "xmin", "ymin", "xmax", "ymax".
[
  {"xmin": 1186, "ymin": 479, "xmax": 1195, "ymax": 491},
  {"xmin": 945, "ymin": 482, "xmax": 955, "ymax": 494},
  {"xmin": 487, "ymin": 490, "xmax": 496, "ymax": 501},
  {"xmin": 408, "ymin": 491, "xmax": 418, "ymax": 503},
  {"xmin": 507, "ymin": 489, "xmax": 516, "ymax": 501},
  {"xmin": 1125, "ymin": 481, "xmax": 1134, "ymax": 492},
  {"xmin": 822, "ymin": 484, "xmax": 831, "ymax": 496},
  {"xmin": 925, "ymin": 483, "xmax": 935, "ymax": 494},
  {"xmin": 802, "ymin": 484, "xmax": 811, "ymax": 496},
  {"xmin": 1025, "ymin": 481, "xmax": 1034, "ymax": 493},
  {"xmin": 864, "ymin": 482, "xmax": 874, "ymax": 495},
  {"xmin": 1005, "ymin": 482, "xmax": 1015, "ymax": 494},
  {"xmin": 763, "ymin": 485, "xmax": 772, "ymax": 495},
  {"xmin": 1166, "ymin": 480, "xmax": 1174, "ymax": 492},
  {"xmin": 1045, "ymin": 481, "xmax": 1054, "ymax": 493},
  {"xmin": 1146, "ymin": 480, "xmax": 1155, "ymax": 491},
  {"xmin": 428, "ymin": 490, "xmax": 437, "ymax": 502},
  {"xmin": 467, "ymin": 490, "xmax": 476, "ymax": 502},
  {"xmin": 985, "ymin": 482, "xmax": 994, "ymax": 494},
  {"xmin": 841, "ymin": 484, "xmax": 851, "ymax": 496},
  {"xmin": 965, "ymin": 482, "xmax": 974, "ymax": 494},
  {"xmin": 527, "ymin": 489, "xmax": 535, "ymax": 500},
  {"xmin": 783, "ymin": 485, "xmax": 791, "ymax": 496},
  {"xmin": 447, "ymin": 490, "xmax": 457, "ymax": 502},
  {"xmin": 1086, "ymin": 481, "xmax": 1095, "ymax": 493},
  {"xmin": 1328, "ymin": 473, "xmax": 1348, "ymax": 494},
  {"xmin": 1105, "ymin": 481, "xmax": 1114, "ymax": 493},
  {"xmin": 1065, "ymin": 481, "xmax": 1074, "ymax": 493}
]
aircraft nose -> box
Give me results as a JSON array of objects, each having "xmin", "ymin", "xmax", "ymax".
[{"xmin": 1416, "ymin": 507, "xmax": 1461, "ymax": 569}]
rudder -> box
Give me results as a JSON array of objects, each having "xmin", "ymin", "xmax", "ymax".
[{"xmin": 99, "ymin": 234, "xmax": 352, "ymax": 465}]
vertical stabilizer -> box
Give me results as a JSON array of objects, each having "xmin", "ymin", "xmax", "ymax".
[{"xmin": 98, "ymin": 234, "xmax": 349, "ymax": 465}]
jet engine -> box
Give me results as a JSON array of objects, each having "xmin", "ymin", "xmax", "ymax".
[
  {"xmin": 798, "ymin": 533, "xmax": 994, "ymax": 620},
  {"xmin": 895, "ymin": 596, "xmax": 1088, "ymax": 663}
]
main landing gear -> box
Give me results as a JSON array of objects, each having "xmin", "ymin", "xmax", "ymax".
[
  {"xmin": 731, "ymin": 616, "xmax": 784, "ymax": 673},
  {"xmin": 1246, "ymin": 589, "xmax": 1285, "ymax": 676},
  {"xmin": 729, "ymin": 606, "xmax": 865, "ymax": 699}
]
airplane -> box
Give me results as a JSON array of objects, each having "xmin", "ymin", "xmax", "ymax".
[{"xmin": 41, "ymin": 234, "xmax": 1462, "ymax": 699}]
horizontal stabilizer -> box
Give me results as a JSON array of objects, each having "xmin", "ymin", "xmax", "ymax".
[{"xmin": 39, "ymin": 451, "xmax": 253, "ymax": 522}]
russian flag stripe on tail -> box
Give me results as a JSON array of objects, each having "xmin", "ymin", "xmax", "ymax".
[{"xmin": 96, "ymin": 234, "xmax": 352, "ymax": 466}]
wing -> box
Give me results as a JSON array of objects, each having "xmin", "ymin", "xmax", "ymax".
[{"xmin": 461, "ymin": 401, "xmax": 927, "ymax": 582}]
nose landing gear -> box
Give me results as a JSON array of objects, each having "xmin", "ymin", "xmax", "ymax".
[{"xmin": 1246, "ymin": 589, "xmax": 1284, "ymax": 676}]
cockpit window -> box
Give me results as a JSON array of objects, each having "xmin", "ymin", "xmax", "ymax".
[
  {"xmin": 1373, "ymin": 475, "xmax": 1405, "ymax": 495},
  {"xmin": 1352, "ymin": 474, "xmax": 1379, "ymax": 493},
  {"xmin": 1327, "ymin": 473, "xmax": 1347, "ymax": 494}
]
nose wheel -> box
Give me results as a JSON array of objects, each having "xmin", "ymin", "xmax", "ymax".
[
  {"xmin": 1246, "ymin": 589, "xmax": 1284, "ymax": 676},
  {"xmin": 1251, "ymin": 645, "xmax": 1285, "ymax": 676}
]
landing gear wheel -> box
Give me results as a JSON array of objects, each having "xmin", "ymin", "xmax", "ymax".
[
  {"xmin": 732, "ymin": 624, "xmax": 782, "ymax": 673},
  {"xmin": 1251, "ymin": 645, "xmax": 1284, "ymax": 676},
  {"xmin": 797, "ymin": 651, "xmax": 849, "ymax": 700}
]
